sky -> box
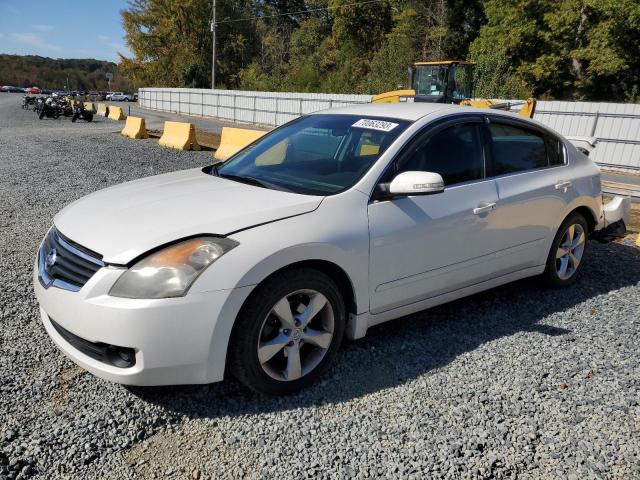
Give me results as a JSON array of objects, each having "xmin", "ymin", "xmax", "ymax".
[{"xmin": 0, "ymin": 0, "xmax": 132, "ymax": 62}]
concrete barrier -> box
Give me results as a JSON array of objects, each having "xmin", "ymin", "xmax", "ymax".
[
  {"xmin": 108, "ymin": 106, "xmax": 126, "ymax": 121},
  {"xmin": 214, "ymin": 127, "xmax": 267, "ymax": 161},
  {"xmin": 121, "ymin": 116, "xmax": 149, "ymax": 139},
  {"xmin": 96, "ymin": 103, "xmax": 108, "ymax": 116},
  {"xmin": 158, "ymin": 121, "xmax": 200, "ymax": 151},
  {"xmin": 83, "ymin": 102, "xmax": 94, "ymax": 112}
]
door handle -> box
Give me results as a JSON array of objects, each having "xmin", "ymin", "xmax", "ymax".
[
  {"xmin": 473, "ymin": 202, "xmax": 496, "ymax": 215},
  {"xmin": 555, "ymin": 180, "xmax": 573, "ymax": 190}
]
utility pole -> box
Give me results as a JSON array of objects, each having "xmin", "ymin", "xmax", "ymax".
[{"xmin": 211, "ymin": 0, "xmax": 216, "ymax": 90}]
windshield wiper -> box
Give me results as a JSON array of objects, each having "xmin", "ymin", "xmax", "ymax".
[{"xmin": 219, "ymin": 173, "xmax": 272, "ymax": 189}]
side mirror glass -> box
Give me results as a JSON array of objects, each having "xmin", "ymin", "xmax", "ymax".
[{"xmin": 389, "ymin": 171, "xmax": 445, "ymax": 196}]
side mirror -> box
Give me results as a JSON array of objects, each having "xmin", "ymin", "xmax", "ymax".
[{"xmin": 389, "ymin": 171, "xmax": 445, "ymax": 197}]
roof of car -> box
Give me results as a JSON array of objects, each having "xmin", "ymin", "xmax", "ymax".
[{"xmin": 313, "ymin": 102, "xmax": 464, "ymax": 122}]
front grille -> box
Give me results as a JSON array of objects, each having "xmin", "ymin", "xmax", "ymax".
[{"xmin": 38, "ymin": 228, "xmax": 104, "ymax": 292}]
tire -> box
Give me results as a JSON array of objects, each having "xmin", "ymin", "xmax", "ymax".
[
  {"xmin": 39, "ymin": 109, "xmax": 45, "ymax": 119},
  {"xmin": 71, "ymin": 114, "xmax": 78, "ymax": 123},
  {"xmin": 541, "ymin": 212, "xmax": 589, "ymax": 288},
  {"xmin": 229, "ymin": 268, "xmax": 346, "ymax": 395},
  {"xmin": 85, "ymin": 113, "xmax": 93, "ymax": 122}
]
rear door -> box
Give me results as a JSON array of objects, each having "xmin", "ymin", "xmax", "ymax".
[{"xmin": 485, "ymin": 116, "xmax": 576, "ymax": 269}]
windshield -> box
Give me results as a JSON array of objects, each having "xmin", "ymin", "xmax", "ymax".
[
  {"xmin": 216, "ymin": 114, "xmax": 410, "ymax": 196},
  {"xmin": 413, "ymin": 66, "xmax": 446, "ymax": 97}
]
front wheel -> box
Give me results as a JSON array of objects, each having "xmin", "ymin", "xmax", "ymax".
[
  {"xmin": 229, "ymin": 269, "xmax": 345, "ymax": 395},
  {"xmin": 541, "ymin": 212, "xmax": 589, "ymax": 288}
]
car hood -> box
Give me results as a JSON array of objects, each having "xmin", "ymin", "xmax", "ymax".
[{"xmin": 54, "ymin": 168, "xmax": 323, "ymax": 264}]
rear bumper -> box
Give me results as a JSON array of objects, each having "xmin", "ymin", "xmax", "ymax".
[{"xmin": 596, "ymin": 195, "xmax": 631, "ymax": 231}]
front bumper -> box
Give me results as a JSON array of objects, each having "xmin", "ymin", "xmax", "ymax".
[{"xmin": 33, "ymin": 263, "xmax": 249, "ymax": 386}]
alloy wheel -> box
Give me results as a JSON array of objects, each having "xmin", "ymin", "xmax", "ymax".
[
  {"xmin": 555, "ymin": 223, "xmax": 586, "ymax": 280},
  {"xmin": 257, "ymin": 289, "xmax": 334, "ymax": 382}
]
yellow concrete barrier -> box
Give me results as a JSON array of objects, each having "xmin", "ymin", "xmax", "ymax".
[
  {"xmin": 83, "ymin": 102, "xmax": 94, "ymax": 112},
  {"xmin": 96, "ymin": 103, "xmax": 107, "ymax": 116},
  {"xmin": 108, "ymin": 106, "xmax": 126, "ymax": 121},
  {"xmin": 121, "ymin": 116, "xmax": 148, "ymax": 139},
  {"xmin": 214, "ymin": 127, "xmax": 267, "ymax": 161},
  {"xmin": 158, "ymin": 121, "xmax": 201, "ymax": 151}
]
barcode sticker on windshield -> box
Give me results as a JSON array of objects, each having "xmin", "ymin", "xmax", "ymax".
[{"xmin": 352, "ymin": 119, "xmax": 399, "ymax": 132}]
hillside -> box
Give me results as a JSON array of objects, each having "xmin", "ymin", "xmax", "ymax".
[{"xmin": 0, "ymin": 54, "xmax": 131, "ymax": 91}]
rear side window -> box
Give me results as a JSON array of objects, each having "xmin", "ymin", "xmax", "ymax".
[
  {"xmin": 489, "ymin": 124, "xmax": 548, "ymax": 174},
  {"xmin": 546, "ymin": 136, "xmax": 565, "ymax": 166}
]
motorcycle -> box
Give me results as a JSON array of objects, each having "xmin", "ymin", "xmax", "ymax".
[
  {"xmin": 22, "ymin": 95, "xmax": 36, "ymax": 110},
  {"xmin": 39, "ymin": 97, "xmax": 64, "ymax": 119},
  {"xmin": 61, "ymin": 96, "xmax": 74, "ymax": 117},
  {"xmin": 72, "ymin": 102, "xmax": 93, "ymax": 123},
  {"xmin": 33, "ymin": 97, "xmax": 45, "ymax": 116}
]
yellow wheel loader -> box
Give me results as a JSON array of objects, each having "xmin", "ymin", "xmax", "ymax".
[{"xmin": 372, "ymin": 61, "xmax": 536, "ymax": 119}]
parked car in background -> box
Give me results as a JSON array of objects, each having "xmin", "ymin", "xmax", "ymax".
[
  {"xmin": 105, "ymin": 92, "xmax": 117, "ymax": 100},
  {"xmin": 2, "ymin": 86, "xmax": 24, "ymax": 93},
  {"xmin": 33, "ymin": 103, "xmax": 629, "ymax": 395},
  {"xmin": 110, "ymin": 92, "xmax": 135, "ymax": 102},
  {"xmin": 25, "ymin": 87, "xmax": 42, "ymax": 94},
  {"xmin": 98, "ymin": 91, "xmax": 108, "ymax": 101}
]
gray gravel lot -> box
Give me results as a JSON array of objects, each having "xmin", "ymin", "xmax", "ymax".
[{"xmin": 1, "ymin": 94, "xmax": 640, "ymax": 480}]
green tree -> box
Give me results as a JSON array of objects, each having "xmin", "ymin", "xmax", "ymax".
[
  {"xmin": 120, "ymin": 0, "xmax": 257, "ymax": 89},
  {"xmin": 360, "ymin": 9, "xmax": 421, "ymax": 93},
  {"xmin": 470, "ymin": 0, "xmax": 640, "ymax": 100}
]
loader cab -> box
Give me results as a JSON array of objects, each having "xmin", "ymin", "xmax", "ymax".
[{"xmin": 409, "ymin": 61, "xmax": 475, "ymax": 104}]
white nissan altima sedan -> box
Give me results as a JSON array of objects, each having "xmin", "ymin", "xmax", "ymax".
[{"xmin": 34, "ymin": 103, "xmax": 625, "ymax": 395}]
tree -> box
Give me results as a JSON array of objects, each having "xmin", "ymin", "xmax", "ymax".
[
  {"xmin": 470, "ymin": 0, "xmax": 640, "ymax": 100},
  {"xmin": 120, "ymin": 0, "xmax": 257, "ymax": 89},
  {"xmin": 0, "ymin": 54, "xmax": 131, "ymax": 91}
]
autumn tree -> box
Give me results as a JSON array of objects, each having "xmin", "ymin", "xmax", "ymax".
[{"xmin": 120, "ymin": 0, "xmax": 257, "ymax": 88}]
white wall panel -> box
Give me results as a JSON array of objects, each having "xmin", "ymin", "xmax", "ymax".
[{"xmin": 139, "ymin": 89, "xmax": 640, "ymax": 169}]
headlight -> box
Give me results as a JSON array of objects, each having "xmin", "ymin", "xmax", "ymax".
[{"xmin": 109, "ymin": 237, "xmax": 237, "ymax": 299}]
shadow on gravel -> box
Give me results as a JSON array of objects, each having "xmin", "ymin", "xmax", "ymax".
[{"xmin": 129, "ymin": 240, "xmax": 640, "ymax": 417}]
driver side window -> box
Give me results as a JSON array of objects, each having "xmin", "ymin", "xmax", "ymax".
[{"xmin": 396, "ymin": 123, "xmax": 484, "ymax": 186}]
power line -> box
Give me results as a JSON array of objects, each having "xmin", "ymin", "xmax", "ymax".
[{"xmin": 214, "ymin": 0, "xmax": 391, "ymax": 25}]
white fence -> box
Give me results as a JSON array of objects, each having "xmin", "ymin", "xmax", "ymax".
[
  {"xmin": 534, "ymin": 101, "xmax": 640, "ymax": 172},
  {"xmin": 138, "ymin": 88, "xmax": 640, "ymax": 171},
  {"xmin": 138, "ymin": 88, "xmax": 371, "ymax": 127}
]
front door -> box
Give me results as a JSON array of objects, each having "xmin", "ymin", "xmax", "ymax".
[{"xmin": 368, "ymin": 119, "xmax": 501, "ymax": 314}]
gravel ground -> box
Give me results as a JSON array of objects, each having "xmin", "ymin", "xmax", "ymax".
[{"xmin": 1, "ymin": 94, "xmax": 640, "ymax": 480}]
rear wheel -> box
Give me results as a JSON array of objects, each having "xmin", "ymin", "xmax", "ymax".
[
  {"xmin": 542, "ymin": 212, "xmax": 589, "ymax": 287},
  {"xmin": 230, "ymin": 269, "xmax": 345, "ymax": 395}
]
